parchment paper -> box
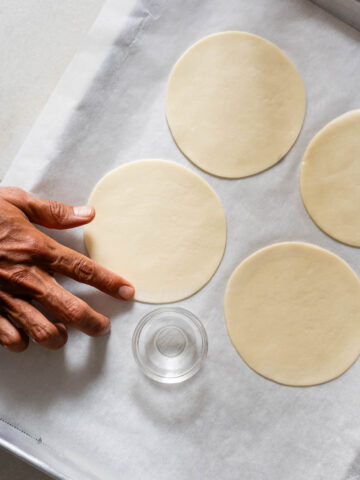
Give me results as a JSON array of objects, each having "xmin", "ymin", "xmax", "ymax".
[{"xmin": 1, "ymin": 1, "xmax": 360, "ymax": 479}]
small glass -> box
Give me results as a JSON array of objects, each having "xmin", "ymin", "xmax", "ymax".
[{"xmin": 132, "ymin": 307, "xmax": 208, "ymax": 384}]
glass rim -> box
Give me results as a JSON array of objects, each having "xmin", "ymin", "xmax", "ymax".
[{"xmin": 132, "ymin": 306, "xmax": 208, "ymax": 383}]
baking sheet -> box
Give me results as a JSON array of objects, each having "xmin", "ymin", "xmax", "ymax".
[{"xmin": 1, "ymin": 0, "xmax": 360, "ymax": 479}]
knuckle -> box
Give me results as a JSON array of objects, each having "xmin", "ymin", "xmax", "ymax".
[
  {"xmin": 31, "ymin": 324, "xmax": 53, "ymax": 345},
  {"xmin": 103, "ymin": 275, "xmax": 118, "ymax": 292},
  {"xmin": 7, "ymin": 268, "xmax": 45, "ymax": 298},
  {"xmin": 9, "ymin": 268, "xmax": 32, "ymax": 286},
  {"xmin": 22, "ymin": 235, "xmax": 46, "ymax": 258},
  {"xmin": 73, "ymin": 258, "xmax": 94, "ymax": 283},
  {"xmin": 49, "ymin": 201, "xmax": 68, "ymax": 223},
  {"xmin": 66, "ymin": 300, "xmax": 87, "ymax": 324},
  {"xmin": 43, "ymin": 242, "xmax": 60, "ymax": 267}
]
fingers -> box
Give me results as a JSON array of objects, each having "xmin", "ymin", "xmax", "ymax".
[
  {"xmin": 36, "ymin": 278, "xmax": 111, "ymax": 337},
  {"xmin": 0, "ymin": 186, "xmax": 95, "ymax": 229},
  {"xmin": 0, "ymin": 187, "xmax": 135, "ymax": 300},
  {"xmin": 0, "ymin": 291, "xmax": 67, "ymax": 350},
  {"xmin": 2, "ymin": 264, "xmax": 112, "ymax": 337},
  {"xmin": 47, "ymin": 242, "xmax": 135, "ymax": 301},
  {"xmin": 0, "ymin": 314, "xmax": 28, "ymax": 352}
]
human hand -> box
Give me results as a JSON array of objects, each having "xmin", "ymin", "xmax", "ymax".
[{"xmin": 0, "ymin": 187, "xmax": 134, "ymax": 352}]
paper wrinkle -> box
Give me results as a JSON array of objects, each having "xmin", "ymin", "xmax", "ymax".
[{"xmin": 1, "ymin": 0, "xmax": 360, "ymax": 479}]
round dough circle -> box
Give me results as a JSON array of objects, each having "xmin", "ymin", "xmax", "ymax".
[
  {"xmin": 84, "ymin": 160, "xmax": 227, "ymax": 303},
  {"xmin": 301, "ymin": 110, "xmax": 360, "ymax": 247},
  {"xmin": 224, "ymin": 242, "xmax": 360, "ymax": 386},
  {"xmin": 166, "ymin": 31, "xmax": 306, "ymax": 178}
]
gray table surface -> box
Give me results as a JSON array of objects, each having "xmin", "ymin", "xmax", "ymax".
[{"xmin": 0, "ymin": 446, "xmax": 49, "ymax": 480}]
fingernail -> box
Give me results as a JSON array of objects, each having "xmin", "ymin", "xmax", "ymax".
[
  {"xmin": 73, "ymin": 206, "xmax": 93, "ymax": 218},
  {"xmin": 118, "ymin": 285, "xmax": 135, "ymax": 300}
]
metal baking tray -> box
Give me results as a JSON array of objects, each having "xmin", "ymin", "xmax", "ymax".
[
  {"xmin": 311, "ymin": 0, "xmax": 360, "ymax": 30},
  {"xmin": 0, "ymin": 418, "xmax": 83, "ymax": 479}
]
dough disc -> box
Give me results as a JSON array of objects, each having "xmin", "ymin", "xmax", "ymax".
[
  {"xmin": 84, "ymin": 160, "xmax": 227, "ymax": 303},
  {"xmin": 224, "ymin": 243, "xmax": 360, "ymax": 386},
  {"xmin": 301, "ymin": 110, "xmax": 360, "ymax": 247},
  {"xmin": 166, "ymin": 31, "xmax": 306, "ymax": 178}
]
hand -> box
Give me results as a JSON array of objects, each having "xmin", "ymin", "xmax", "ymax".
[{"xmin": 0, "ymin": 187, "xmax": 134, "ymax": 352}]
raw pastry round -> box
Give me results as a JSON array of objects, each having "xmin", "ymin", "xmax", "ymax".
[
  {"xmin": 84, "ymin": 160, "xmax": 226, "ymax": 303},
  {"xmin": 301, "ymin": 110, "xmax": 360, "ymax": 247},
  {"xmin": 224, "ymin": 242, "xmax": 360, "ymax": 386},
  {"xmin": 166, "ymin": 31, "xmax": 306, "ymax": 178}
]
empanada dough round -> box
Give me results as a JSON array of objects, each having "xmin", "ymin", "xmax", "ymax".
[
  {"xmin": 84, "ymin": 160, "xmax": 226, "ymax": 303},
  {"xmin": 301, "ymin": 110, "xmax": 360, "ymax": 247},
  {"xmin": 224, "ymin": 243, "xmax": 360, "ymax": 386},
  {"xmin": 166, "ymin": 31, "xmax": 306, "ymax": 178}
]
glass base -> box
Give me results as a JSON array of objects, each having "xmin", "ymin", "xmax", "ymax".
[{"xmin": 132, "ymin": 307, "xmax": 208, "ymax": 384}]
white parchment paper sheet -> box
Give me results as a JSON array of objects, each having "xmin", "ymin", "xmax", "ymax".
[{"xmin": 1, "ymin": 1, "xmax": 360, "ymax": 479}]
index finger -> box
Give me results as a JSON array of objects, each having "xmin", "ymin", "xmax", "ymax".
[{"xmin": 45, "ymin": 239, "xmax": 135, "ymax": 301}]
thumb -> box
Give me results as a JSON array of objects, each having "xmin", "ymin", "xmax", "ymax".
[{"xmin": 0, "ymin": 187, "xmax": 95, "ymax": 229}]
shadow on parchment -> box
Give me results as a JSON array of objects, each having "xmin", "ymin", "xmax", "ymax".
[
  {"xmin": 343, "ymin": 450, "xmax": 360, "ymax": 480},
  {"xmin": 0, "ymin": 290, "xmax": 134, "ymax": 411},
  {"xmin": 130, "ymin": 369, "xmax": 208, "ymax": 426}
]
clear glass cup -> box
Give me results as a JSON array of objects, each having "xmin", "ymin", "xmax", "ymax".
[{"xmin": 132, "ymin": 307, "xmax": 208, "ymax": 384}]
